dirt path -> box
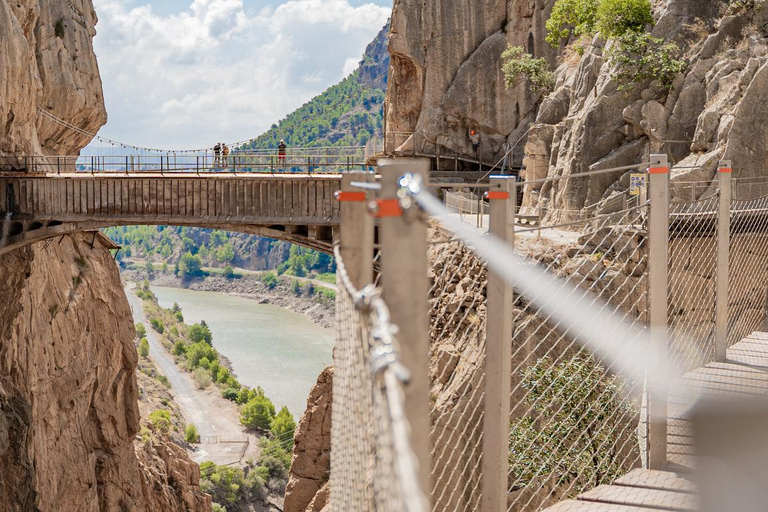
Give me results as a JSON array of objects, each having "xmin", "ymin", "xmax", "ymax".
[{"xmin": 125, "ymin": 283, "xmax": 259, "ymax": 466}]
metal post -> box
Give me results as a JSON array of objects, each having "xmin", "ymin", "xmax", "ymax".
[
  {"xmin": 339, "ymin": 171, "xmax": 375, "ymax": 287},
  {"xmin": 481, "ymin": 177, "xmax": 515, "ymax": 512},
  {"xmin": 378, "ymin": 157, "xmax": 432, "ymax": 500},
  {"xmin": 715, "ymin": 160, "xmax": 732, "ymax": 361},
  {"xmin": 648, "ymin": 153, "xmax": 669, "ymax": 470}
]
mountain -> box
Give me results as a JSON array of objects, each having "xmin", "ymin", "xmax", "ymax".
[{"xmin": 241, "ymin": 20, "xmax": 390, "ymax": 150}]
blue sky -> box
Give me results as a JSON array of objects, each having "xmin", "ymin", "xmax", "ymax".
[{"xmin": 91, "ymin": 0, "xmax": 392, "ymax": 150}]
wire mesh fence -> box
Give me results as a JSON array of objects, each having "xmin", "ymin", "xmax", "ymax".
[
  {"xmin": 419, "ymin": 175, "xmax": 651, "ymax": 511},
  {"xmin": 727, "ymin": 193, "xmax": 768, "ymax": 347},
  {"xmin": 330, "ymin": 244, "xmax": 429, "ymax": 512},
  {"xmin": 428, "ymin": 236, "xmax": 487, "ymax": 512},
  {"xmin": 503, "ymin": 205, "xmax": 649, "ymax": 511},
  {"xmin": 667, "ymin": 193, "xmax": 719, "ymax": 376},
  {"xmin": 329, "ymin": 157, "xmax": 768, "ymax": 511}
]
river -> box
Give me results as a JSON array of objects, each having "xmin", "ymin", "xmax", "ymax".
[{"xmin": 152, "ymin": 286, "xmax": 335, "ymax": 419}]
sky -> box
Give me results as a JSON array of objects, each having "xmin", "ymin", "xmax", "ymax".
[{"xmin": 91, "ymin": 0, "xmax": 392, "ymax": 150}]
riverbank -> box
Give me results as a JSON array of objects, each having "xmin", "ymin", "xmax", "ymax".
[
  {"xmin": 123, "ymin": 269, "xmax": 336, "ymax": 330},
  {"xmin": 125, "ymin": 283, "xmax": 260, "ymax": 466}
]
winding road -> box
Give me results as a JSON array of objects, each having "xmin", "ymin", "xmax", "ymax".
[{"xmin": 125, "ymin": 283, "xmax": 258, "ymax": 465}]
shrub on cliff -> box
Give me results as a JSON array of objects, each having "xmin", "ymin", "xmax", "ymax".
[
  {"xmin": 135, "ymin": 323, "xmax": 147, "ymax": 339},
  {"xmin": 193, "ymin": 368, "xmax": 212, "ymax": 390},
  {"xmin": 606, "ymin": 31, "xmax": 687, "ymax": 91},
  {"xmin": 270, "ymin": 407, "xmax": 297, "ymax": 451},
  {"xmin": 546, "ymin": 0, "xmax": 653, "ymax": 46},
  {"xmin": 200, "ymin": 462, "xmax": 266, "ymax": 510},
  {"xmin": 150, "ymin": 318, "xmax": 164, "ymax": 334},
  {"xmin": 241, "ymin": 394, "xmax": 276, "ymax": 431},
  {"xmin": 173, "ymin": 340, "xmax": 187, "ymax": 356},
  {"xmin": 186, "ymin": 342, "xmax": 217, "ymax": 368},
  {"xmin": 596, "ymin": 0, "xmax": 653, "ymax": 38},
  {"xmin": 149, "ymin": 409, "xmax": 172, "ymax": 434},
  {"xmin": 138, "ymin": 337, "xmax": 150, "ymax": 358},
  {"xmin": 508, "ymin": 356, "xmax": 637, "ymax": 493},
  {"xmin": 222, "ymin": 388, "xmax": 239, "ymax": 401}
]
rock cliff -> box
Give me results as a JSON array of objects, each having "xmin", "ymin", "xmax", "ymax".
[
  {"xmin": 522, "ymin": 1, "xmax": 768, "ymax": 217},
  {"xmin": 0, "ymin": 0, "xmax": 106, "ymax": 161},
  {"xmin": 386, "ymin": 0, "xmax": 557, "ymax": 165},
  {"xmin": 0, "ymin": 1, "xmax": 211, "ymax": 510},
  {"xmin": 284, "ymin": 367, "xmax": 332, "ymax": 512},
  {"xmin": 387, "ymin": 1, "xmax": 768, "ymax": 209},
  {"xmin": 0, "ymin": 233, "xmax": 210, "ymax": 511}
]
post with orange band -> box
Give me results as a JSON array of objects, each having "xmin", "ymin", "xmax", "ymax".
[
  {"xmin": 648, "ymin": 154, "xmax": 669, "ymax": 470},
  {"xmin": 338, "ymin": 172, "xmax": 374, "ymax": 288},
  {"xmin": 481, "ymin": 176, "xmax": 515, "ymax": 512},
  {"xmin": 715, "ymin": 160, "xmax": 732, "ymax": 362},
  {"xmin": 378, "ymin": 157, "xmax": 432, "ymax": 499}
]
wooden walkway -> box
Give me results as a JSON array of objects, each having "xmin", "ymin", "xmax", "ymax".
[{"xmin": 544, "ymin": 332, "xmax": 768, "ymax": 511}]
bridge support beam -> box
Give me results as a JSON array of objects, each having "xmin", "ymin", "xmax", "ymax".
[
  {"xmin": 715, "ymin": 161, "xmax": 732, "ymax": 362},
  {"xmin": 378, "ymin": 157, "xmax": 432, "ymax": 501},
  {"xmin": 481, "ymin": 177, "xmax": 516, "ymax": 512},
  {"xmin": 648, "ymin": 154, "xmax": 669, "ymax": 470}
]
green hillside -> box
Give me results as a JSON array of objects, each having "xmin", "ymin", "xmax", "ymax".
[{"xmin": 242, "ymin": 20, "xmax": 389, "ymax": 150}]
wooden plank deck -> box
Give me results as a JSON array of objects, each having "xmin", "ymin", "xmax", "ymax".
[{"xmin": 542, "ymin": 332, "xmax": 768, "ymax": 511}]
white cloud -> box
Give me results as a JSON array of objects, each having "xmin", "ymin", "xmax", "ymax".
[{"xmin": 92, "ymin": 0, "xmax": 390, "ymax": 150}]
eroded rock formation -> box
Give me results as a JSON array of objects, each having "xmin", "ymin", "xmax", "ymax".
[
  {"xmin": 0, "ymin": 234, "xmax": 210, "ymax": 511},
  {"xmin": 386, "ymin": 0, "xmax": 557, "ymax": 165},
  {"xmin": 0, "ymin": 0, "xmax": 106, "ymax": 160},
  {"xmin": 285, "ymin": 367, "xmax": 332, "ymax": 512}
]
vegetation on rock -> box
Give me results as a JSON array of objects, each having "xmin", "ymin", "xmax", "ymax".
[
  {"xmin": 509, "ymin": 356, "xmax": 637, "ymax": 492},
  {"xmin": 502, "ymin": 46, "xmax": 556, "ymax": 93}
]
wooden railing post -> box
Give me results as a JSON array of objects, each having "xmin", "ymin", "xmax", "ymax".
[
  {"xmin": 481, "ymin": 177, "xmax": 515, "ymax": 512},
  {"xmin": 338, "ymin": 171, "xmax": 374, "ymax": 286},
  {"xmin": 715, "ymin": 161, "xmax": 732, "ymax": 361},
  {"xmin": 648, "ymin": 154, "xmax": 669, "ymax": 470},
  {"xmin": 378, "ymin": 157, "xmax": 432, "ymax": 501}
]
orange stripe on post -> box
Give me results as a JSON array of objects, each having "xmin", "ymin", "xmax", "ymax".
[
  {"xmin": 484, "ymin": 191, "xmax": 510, "ymax": 200},
  {"xmin": 374, "ymin": 199, "xmax": 403, "ymax": 218},
  {"xmin": 649, "ymin": 167, "xmax": 669, "ymax": 174},
  {"xmin": 334, "ymin": 191, "xmax": 367, "ymax": 202},
  {"xmin": 718, "ymin": 167, "xmax": 733, "ymax": 173}
]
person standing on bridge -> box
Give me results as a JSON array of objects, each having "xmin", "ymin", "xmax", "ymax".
[
  {"xmin": 278, "ymin": 140, "xmax": 287, "ymax": 170},
  {"xmin": 222, "ymin": 144, "xmax": 231, "ymax": 170},
  {"xmin": 469, "ymin": 129, "xmax": 481, "ymax": 160},
  {"xmin": 213, "ymin": 142, "xmax": 222, "ymax": 170}
]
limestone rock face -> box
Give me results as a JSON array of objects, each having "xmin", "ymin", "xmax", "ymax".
[
  {"xmin": 285, "ymin": 367, "xmax": 333, "ymax": 512},
  {"xmin": 387, "ymin": 0, "xmax": 768, "ymax": 212},
  {"xmin": 0, "ymin": 234, "xmax": 209, "ymax": 512},
  {"xmin": 0, "ymin": 0, "xmax": 106, "ymax": 161},
  {"xmin": 519, "ymin": 3, "xmax": 768, "ymax": 214},
  {"xmin": 386, "ymin": 0, "xmax": 557, "ymax": 166}
]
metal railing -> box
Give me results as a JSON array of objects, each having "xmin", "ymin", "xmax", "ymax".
[{"xmin": 0, "ymin": 148, "xmax": 370, "ymax": 175}]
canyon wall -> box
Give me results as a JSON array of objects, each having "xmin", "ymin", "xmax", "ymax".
[
  {"xmin": 284, "ymin": 367, "xmax": 332, "ymax": 512},
  {"xmin": 0, "ymin": 0, "xmax": 106, "ymax": 160},
  {"xmin": 0, "ymin": 234, "xmax": 209, "ymax": 511},
  {"xmin": 0, "ymin": 2, "xmax": 210, "ymax": 510},
  {"xmin": 387, "ymin": 1, "xmax": 768, "ymax": 213},
  {"xmin": 386, "ymin": 0, "xmax": 557, "ymax": 166}
]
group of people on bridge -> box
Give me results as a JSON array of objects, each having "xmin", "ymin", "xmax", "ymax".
[{"xmin": 212, "ymin": 140, "xmax": 287, "ymax": 171}]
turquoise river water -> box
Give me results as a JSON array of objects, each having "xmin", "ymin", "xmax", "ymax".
[{"xmin": 152, "ymin": 286, "xmax": 334, "ymax": 419}]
